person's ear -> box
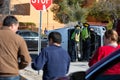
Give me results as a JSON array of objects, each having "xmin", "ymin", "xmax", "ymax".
[
  {"xmin": 50, "ymin": 38, "xmax": 53, "ymax": 42},
  {"xmin": 10, "ymin": 23, "xmax": 16, "ymax": 29},
  {"xmin": 9, "ymin": 24, "xmax": 14, "ymax": 29}
]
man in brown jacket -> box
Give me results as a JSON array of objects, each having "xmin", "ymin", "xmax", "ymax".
[{"xmin": 0, "ymin": 16, "xmax": 31, "ymax": 80}]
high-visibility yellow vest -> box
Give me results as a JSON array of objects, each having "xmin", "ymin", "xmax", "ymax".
[
  {"xmin": 71, "ymin": 29, "xmax": 81, "ymax": 42},
  {"xmin": 75, "ymin": 31, "xmax": 80, "ymax": 42},
  {"xmin": 81, "ymin": 27, "xmax": 90, "ymax": 41}
]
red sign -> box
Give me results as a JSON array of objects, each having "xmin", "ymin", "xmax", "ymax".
[{"xmin": 31, "ymin": 0, "xmax": 52, "ymax": 10}]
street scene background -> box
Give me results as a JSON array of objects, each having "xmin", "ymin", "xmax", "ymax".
[{"xmin": 0, "ymin": 0, "xmax": 120, "ymax": 80}]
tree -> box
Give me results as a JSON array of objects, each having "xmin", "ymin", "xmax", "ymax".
[
  {"xmin": 89, "ymin": 0, "xmax": 120, "ymax": 29},
  {"xmin": 51, "ymin": 0, "xmax": 89, "ymax": 24},
  {"xmin": 89, "ymin": 0, "xmax": 120, "ymax": 22}
]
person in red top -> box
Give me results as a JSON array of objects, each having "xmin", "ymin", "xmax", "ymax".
[{"xmin": 88, "ymin": 29, "xmax": 120, "ymax": 80}]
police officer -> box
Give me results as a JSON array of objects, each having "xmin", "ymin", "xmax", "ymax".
[
  {"xmin": 71, "ymin": 25, "xmax": 81, "ymax": 61},
  {"xmin": 81, "ymin": 23, "xmax": 91, "ymax": 61}
]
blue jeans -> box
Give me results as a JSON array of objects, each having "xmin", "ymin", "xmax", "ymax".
[{"xmin": 0, "ymin": 76, "xmax": 20, "ymax": 80}]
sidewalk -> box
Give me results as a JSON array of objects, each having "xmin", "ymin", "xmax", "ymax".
[
  {"xmin": 68, "ymin": 62, "xmax": 89, "ymax": 74},
  {"xmin": 20, "ymin": 62, "xmax": 89, "ymax": 80}
]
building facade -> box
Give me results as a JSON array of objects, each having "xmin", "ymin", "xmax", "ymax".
[
  {"xmin": 0, "ymin": 0, "xmax": 105, "ymax": 33},
  {"xmin": 0, "ymin": 0, "xmax": 64, "ymax": 33}
]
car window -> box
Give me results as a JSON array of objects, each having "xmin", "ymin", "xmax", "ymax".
[
  {"xmin": 31, "ymin": 32, "xmax": 38, "ymax": 37},
  {"xmin": 20, "ymin": 32, "xmax": 31, "ymax": 37}
]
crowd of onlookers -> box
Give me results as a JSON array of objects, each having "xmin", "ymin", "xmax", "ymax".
[{"xmin": 0, "ymin": 15, "xmax": 120, "ymax": 80}]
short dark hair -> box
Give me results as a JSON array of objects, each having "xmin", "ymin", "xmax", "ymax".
[
  {"xmin": 3, "ymin": 16, "xmax": 18, "ymax": 26},
  {"xmin": 48, "ymin": 32, "xmax": 62, "ymax": 44}
]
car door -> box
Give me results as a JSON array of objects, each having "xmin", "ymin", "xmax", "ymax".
[{"xmin": 86, "ymin": 49, "xmax": 120, "ymax": 80}]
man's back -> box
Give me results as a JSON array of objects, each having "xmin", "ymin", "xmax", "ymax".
[
  {"xmin": 0, "ymin": 15, "xmax": 31, "ymax": 80},
  {"xmin": 32, "ymin": 45, "xmax": 70, "ymax": 80},
  {"xmin": 0, "ymin": 27, "xmax": 31, "ymax": 76},
  {"xmin": 32, "ymin": 31, "xmax": 70, "ymax": 80},
  {"xmin": 43, "ymin": 45, "xmax": 70, "ymax": 80}
]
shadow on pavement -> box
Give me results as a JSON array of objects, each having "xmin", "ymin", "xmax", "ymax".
[{"xmin": 68, "ymin": 71, "xmax": 86, "ymax": 80}]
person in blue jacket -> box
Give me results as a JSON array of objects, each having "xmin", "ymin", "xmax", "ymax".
[{"xmin": 32, "ymin": 31, "xmax": 71, "ymax": 80}]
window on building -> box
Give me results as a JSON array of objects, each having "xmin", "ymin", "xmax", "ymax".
[{"xmin": 11, "ymin": 3, "xmax": 30, "ymax": 15}]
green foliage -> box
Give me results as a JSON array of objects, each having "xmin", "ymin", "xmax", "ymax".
[
  {"xmin": 51, "ymin": 0, "xmax": 88, "ymax": 24},
  {"xmin": 19, "ymin": 22, "xmax": 36, "ymax": 26},
  {"xmin": 106, "ymin": 21, "xmax": 113, "ymax": 30},
  {"xmin": 89, "ymin": 0, "xmax": 120, "ymax": 22},
  {"xmin": 68, "ymin": 0, "xmax": 84, "ymax": 6}
]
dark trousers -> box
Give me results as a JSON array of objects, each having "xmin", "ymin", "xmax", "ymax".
[
  {"xmin": 71, "ymin": 42, "xmax": 77, "ymax": 62},
  {"xmin": 70, "ymin": 41, "xmax": 80, "ymax": 62},
  {"xmin": 82, "ymin": 38, "xmax": 90, "ymax": 61}
]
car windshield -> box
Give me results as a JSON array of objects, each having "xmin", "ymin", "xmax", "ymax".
[
  {"xmin": 17, "ymin": 31, "xmax": 38, "ymax": 37},
  {"xmin": 31, "ymin": 32, "xmax": 38, "ymax": 37}
]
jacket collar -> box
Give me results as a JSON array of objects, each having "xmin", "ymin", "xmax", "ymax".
[
  {"xmin": 0, "ymin": 26, "xmax": 11, "ymax": 30},
  {"xmin": 107, "ymin": 42, "xmax": 118, "ymax": 48}
]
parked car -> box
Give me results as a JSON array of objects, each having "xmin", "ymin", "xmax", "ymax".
[
  {"xmin": 16, "ymin": 30, "xmax": 48, "ymax": 51},
  {"xmin": 57, "ymin": 49, "xmax": 120, "ymax": 80}
]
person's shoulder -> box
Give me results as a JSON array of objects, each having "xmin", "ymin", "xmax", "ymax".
[
  {"xmin": 59, "ymin": 47, "xmax": 69, "ymax": 54},
  {"xmin": 99, "ymin": 45, "xmax": 120, "ymax": 51},
  {"xmin": 61, "ymin": 47, "xmax": 67, "ymax": 51},
  {"xmin": 15, "ymin": 34, "xmax": 24, "ymax": 40},
  {"xmin": 41, "ymin": 46, "xmax": 56, "ymax": 54},
  {"xmin": 102, "ymin": 45, "xmax": 111, "ymax": 48},
  {"xmin": 44, "ymin": 45, "xmax": 67, "ymax": 52},
  {"xmin": 117, "ymin": 45, "xmax": 120, "ymax": 48},
  {"xmin": 98, "ymin": 45, "xmax": 112, "ymax": 50},
  {"xmin": 42, "ymin": 45, "xmax": 52, "ymax": 51},
  {"xmin": 14, "ymin": 34, "xmax": 27, "ymax": 45}
]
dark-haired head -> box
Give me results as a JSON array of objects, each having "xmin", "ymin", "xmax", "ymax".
[
  {"xmin": 48, "ymin": 32, "xmax": 62, "ymax": 45},
  {"xmin": 3, "ymin": 16, "xmax": 18, "ymax": 27},
  {"xmin": 2, "ymin": 16, "xmax": 19, "ymax": 33}
]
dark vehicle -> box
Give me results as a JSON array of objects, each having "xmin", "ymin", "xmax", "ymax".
[
  {"xmin": 57, "ymin": 49, "xmax": 120, "ymax": 80},
  {"xmin": 16, "ymin": 30, "xmax": 47, "ymax": 51},
  {"xmin": 85, "ymin": 49, "xmax": 120, "ymax": 80}
]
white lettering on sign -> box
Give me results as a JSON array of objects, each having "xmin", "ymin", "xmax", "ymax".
[
  {"xmin": 41, "ymin": 0, "xmax": 49, "ymax": 4},
  {"xmin": 32, "ymin": 0, "xmax": 36, "ymax": 3},
  {"xmin": 43, "ymin": 5, "xmax": 46, "ymax": 11},
  {"xmin": 32, "ymin": 0, "xmax": 49, "ymax": 4}
]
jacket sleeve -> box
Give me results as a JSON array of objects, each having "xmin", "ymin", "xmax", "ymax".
[
  {"xmin": 66, "ymin": 56, "xmax": 71, "ymax": 74},
  {"xmin": 18, "ymin": 38, "xmax": 32, "ymax": 69},
  {"xmin": 32, "ymin": 49, "xmax": 47, "ymax": 70}
]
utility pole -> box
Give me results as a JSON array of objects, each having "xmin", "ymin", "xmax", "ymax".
[
  {"xmin": 1, "ymin": 0, "xmax": 10, "ymax": 18},
  {"xmin": 47, "ymin": 10, "xmax": 49, "ymax": 29},
  {"xmin": 8, "ymin": 0, "xmax": 11, "ymax": 15}
]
